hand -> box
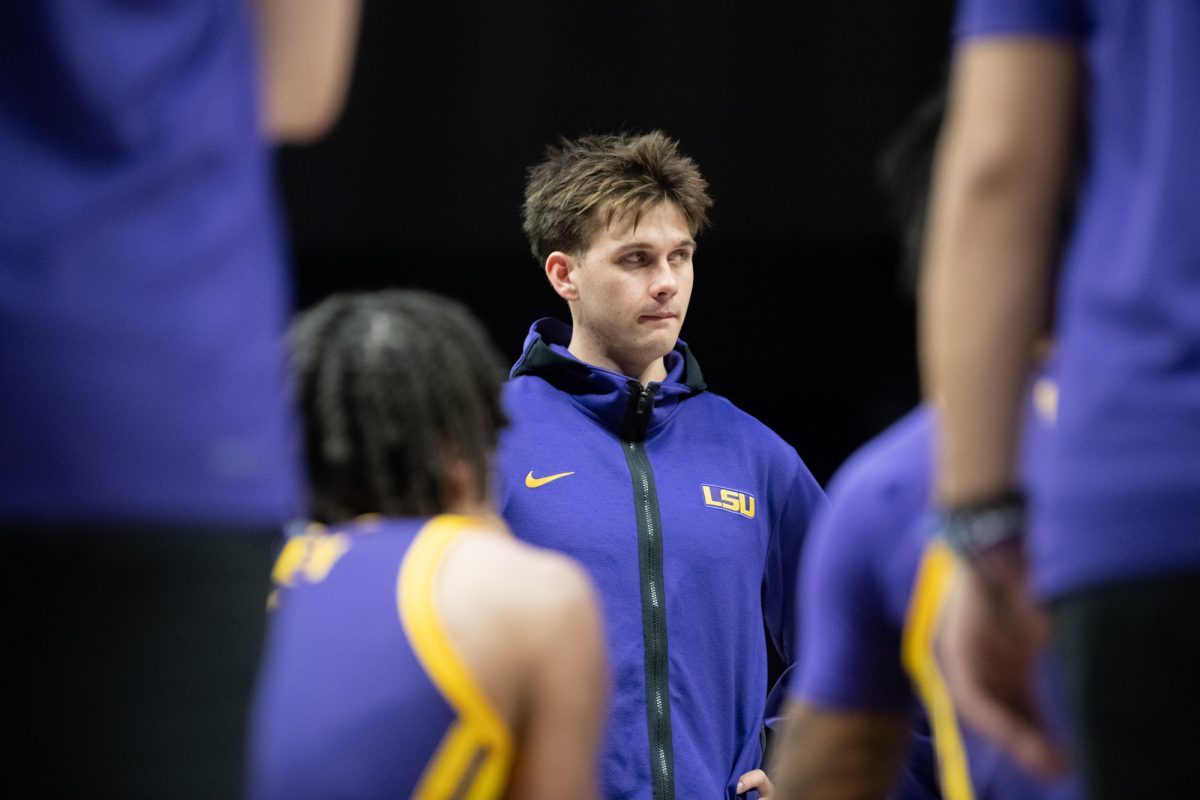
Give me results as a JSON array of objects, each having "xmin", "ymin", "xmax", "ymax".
[
  {"xmin": 937, "ymin": 563, "xmax": 1067, "ymax": 778},
  {"xmin": 736, "ymin": 768, "xmax": 773, "ymax": 798}
]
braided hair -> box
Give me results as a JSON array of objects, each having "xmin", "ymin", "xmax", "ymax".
[{"xmin": 291, "ymin": 290, "xmax": 508, "ymax": 524}]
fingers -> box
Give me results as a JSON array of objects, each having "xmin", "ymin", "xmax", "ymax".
[
  {"xmin": 938, "ymin": 569, "xmax": 1069, "ymax": 779},
  {"xmin": 946, "ymin": 656, "xmax": 1067, "ymax": 778},
  {"xmin": 736, "ymin": 768, "xmax": 773, "ymax": 798}
]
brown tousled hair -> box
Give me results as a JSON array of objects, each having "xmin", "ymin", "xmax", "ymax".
[{"xmin": 521, "ymin": 131, "xmax": 712, "ymax": 265}]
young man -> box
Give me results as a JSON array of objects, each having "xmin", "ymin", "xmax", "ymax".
[
  {"xmin": 250, "ymin": 290, "xmax": 606, "ymax": 799},
  {"xmin": 921, "ymin": 3, "xmax": 1200, "ymax": 798},
  {"xmin": 498, "ymin": 131, "xmax": 826, "ymax": 799}
]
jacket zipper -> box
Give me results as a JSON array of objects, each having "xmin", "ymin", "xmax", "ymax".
[{"xmin": 621, "ymin": 382, "xmax": 675, "ymax": 800}]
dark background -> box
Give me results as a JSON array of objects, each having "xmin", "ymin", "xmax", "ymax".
[{"xmin": 278, "ymin": 0, "xmax": 956, "ymax": 484}]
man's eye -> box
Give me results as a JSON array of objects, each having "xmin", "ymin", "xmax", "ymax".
[
  {"xmin": 669, "ymin": 250, "xmax": 692, "ymax": 262},
  {"xmin": 623, "ymin": 253, "xmax": 646, "ymax": 264}
]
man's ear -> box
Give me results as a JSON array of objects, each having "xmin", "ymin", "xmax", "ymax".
[{"xmin": 545, "ymin": 251, "xmax": 579, "ymax": 301}]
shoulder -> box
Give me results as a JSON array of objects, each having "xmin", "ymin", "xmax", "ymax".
[
  {"xmin": 431, "ymin": 520, "xmax": 602, "ymax": 722},
  {"xmin": 441, "ymin": 524, "xmax": 599, "ymax": 639},
  {"xmin": 501, "ymin": 373, "xmax": 537, "ymax": 396},
  {"xmin": 690, "ymin": 389, "xmax": 779, "ymax": 433},
  {"xmin": 687, "ymin": 389, "xmax": 805, "ymax": 462},
  {"xmin": 502, "ymin": 373, "xmax": 561, "ymax": 402},
  {"xmin": 808, "ymin": 407, "xmax": 934, "ymax": 562},
  {"xmin": 500, "ymin": 375, "xmax": 580, "ymax": 425},
  {"xmin": 825, "ymin": 406, "xmax": 933, "ymax": 512},
  {"xmin": 404, "ymin": 518, "xmax": 600, "ymax": 736}
]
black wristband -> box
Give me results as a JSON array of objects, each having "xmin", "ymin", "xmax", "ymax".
[{"xmin": 941, "ymin": 490, "xmax": 1027, "ymax": 564}]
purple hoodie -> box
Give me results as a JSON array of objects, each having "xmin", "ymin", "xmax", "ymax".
[{"xmin": 497, "ymin": 318, "xmax": 825, "ymax": 799}]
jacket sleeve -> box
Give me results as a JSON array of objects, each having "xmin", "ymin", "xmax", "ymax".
[{"xmin": 762, "ymin": 455, "xmax": 826, "ymax": 723}]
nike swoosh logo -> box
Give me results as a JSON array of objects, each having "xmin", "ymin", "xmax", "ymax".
[{"xmin": 525, "ymin": 470, "xmax": 575, "ymax": 488}]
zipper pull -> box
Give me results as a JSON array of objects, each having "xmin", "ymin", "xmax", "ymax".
[
  {"xmin": 622, "ymin": 381, "xmax": 655, "ymax": 442},
  {"xmin": 636, "ymin": 385, "xmax": 652, "ymax": 418}
]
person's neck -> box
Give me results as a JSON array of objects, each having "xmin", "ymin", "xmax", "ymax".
[
  {"xmin": 567, "ymin": 339, "xmax": 666, "ymax": 386},
  {"xmin": 445, "ymin": 495, "xmax": 491, "ymax": 517}
]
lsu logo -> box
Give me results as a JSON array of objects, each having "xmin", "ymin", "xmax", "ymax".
[
  {"xmin": 701, "ymin": 484, "xmax": 756, "ymax": 519},
  {"xmin": 272, "ymin": 528, "xmax": 351, "ymax": 588}
]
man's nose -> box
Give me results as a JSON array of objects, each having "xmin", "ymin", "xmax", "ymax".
[{"xmin": 649, "ymin": 260, "xmax": 678, "ymax": 297}]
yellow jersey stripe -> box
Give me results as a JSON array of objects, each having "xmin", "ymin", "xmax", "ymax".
[
  {"xmin": 399, "ymin": 514, "xmax": 515, "ymax": 799},
  {"xmin": 901, "ymin": 540, "xmax": 975, "ymax": 800}
]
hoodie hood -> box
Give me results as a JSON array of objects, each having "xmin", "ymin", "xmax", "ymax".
[{"xmin": 509, "ymin": 318, "xmax": 706, "ymax": 438}]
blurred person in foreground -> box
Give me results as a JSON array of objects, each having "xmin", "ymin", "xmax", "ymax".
[
  {"xmin": 771, "ymin": 93, "xmax": 1078, "ymax": 800},
  {"xmin": 2, "ymin": 1, "xmax": 359, "ymax": 795},
  {"xmin": 249, "ymin": 290, "xmax": 606, "ymax": 800},
  {"xmin": 921, "ymin": 2, "xmax": 1200, "ymax": 798}
]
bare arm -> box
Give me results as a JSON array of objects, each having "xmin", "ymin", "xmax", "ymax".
[
  {"xmin": 770, "ymin": 700, "xmax": 909, "ymax": 800},
  {"xmin": 919, "ymin": 39, "xmax": 1079, "ymax": 506},
  {"xmin": 918, "ymin": 38, "xmax": 1079, "ymax": 780},
  {"xmin": 253, "ymin": 0, "xmax": 362, "ymax": 142},
  {"xmin": 504, "ymin": 558, "xmax": 607, "ymax": 800}
]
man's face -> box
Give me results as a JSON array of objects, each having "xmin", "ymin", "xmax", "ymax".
[{"xmin": 566, "ymin": 202, "xmax": 695, "ymax": 380}]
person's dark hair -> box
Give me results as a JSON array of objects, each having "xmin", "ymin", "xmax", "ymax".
[
  {"xmin": 291, "ymin": 290, "xmax": 508, "ymax": 524},
  {"xmin": 522, "ymin": 130, "xmax": 712, "ymax": 266},
  {"xmin": 877, "ymin": 90, "xmax": 946, "ymax": 295}
]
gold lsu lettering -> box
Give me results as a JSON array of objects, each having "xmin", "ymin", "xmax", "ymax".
[
  {"xmin": 272, "ymin": 528, "xmax": 351, "ymax": 588},
  {"xmin": 265, "ymin": 529, "xmax": 350, "ymax": 610},
  {"xmin": 701, "ymin": 484, "xmax": 756, "ymax": 519}
]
